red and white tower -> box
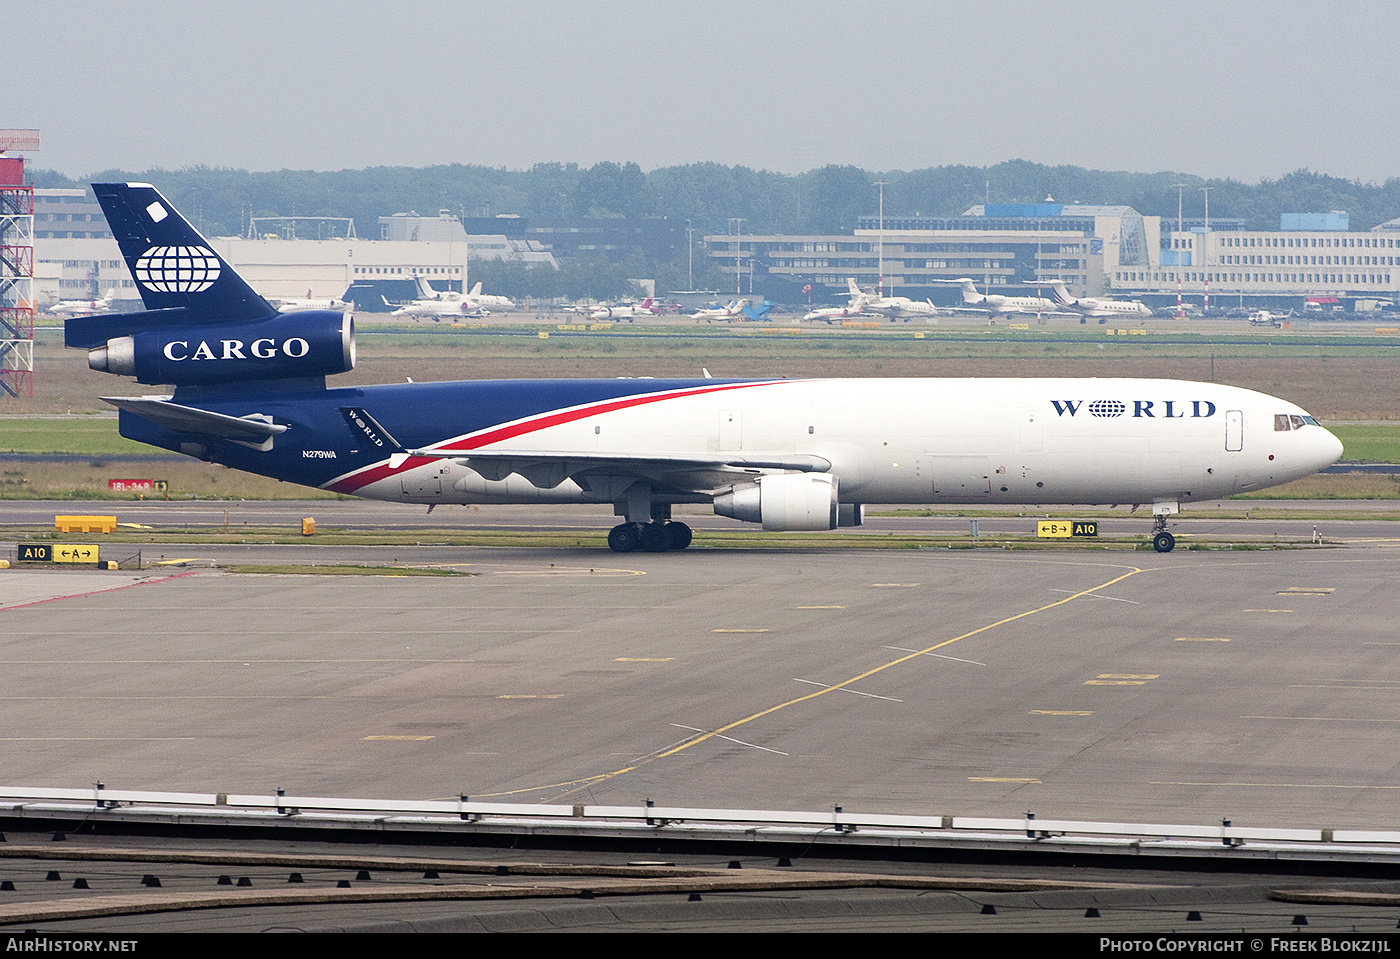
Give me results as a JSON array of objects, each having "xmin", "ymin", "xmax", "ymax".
[{"xmin": 0, "ymin": 129, "xmax": 37, "ymax": 398}]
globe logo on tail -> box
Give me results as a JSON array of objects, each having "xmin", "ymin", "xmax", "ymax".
[{"xmin": 134, "ymin": 246, "xmax": 222, "ymax": 293}]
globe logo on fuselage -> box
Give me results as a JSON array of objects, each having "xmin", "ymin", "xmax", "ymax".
[
  {"xmin": 134, "ymin": 246, "xmax": 221, "ymax": 293},
  {"xmin": 1088, "ymin": 399, "xmax": 1126, "ymax": 418}
]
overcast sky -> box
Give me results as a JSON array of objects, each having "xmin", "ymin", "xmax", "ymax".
[{"xmin": 22, "ymin": 0, "xmax": 1400, "ymax": 185}]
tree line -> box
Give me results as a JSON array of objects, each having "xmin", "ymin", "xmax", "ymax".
[{"xmin": 32, "ymin": 160, "xmax": 1400, "ymax": 300}]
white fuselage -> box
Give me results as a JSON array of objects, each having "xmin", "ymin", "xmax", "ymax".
[
  {"xmin": 271, "ymin": 297, "xmax": 351, "ymax": 313},
  {"xmin": 335, "ymin": 378, "xmax": 1343, "ymax": 510},
  {"xmin": 49, "ymin": 290, "xmax": 116, "ymax": 316},
  {"xmin": 802, "ymin": 306, "xmax": 868, "ymax": 321},
  {"xmin": 1074, "ymin": 299, "xmax": 1153, "ymax": 317},
  {"xmin": 591, "ymin": 303, "xmax": 655, "ymax": 320},
  {"xmin": 1047, "ymin": 281, "xmax": 1152, "ymax": 318},
  {"xmin": 691, "ymin": 300, "xmax": 745, "ymax": 319},
  {"xmin": 866, "ymin": 296, "xmax": 937, "ymax": 318},
  {"xmin": 960, "ymin": 290, "xmax": 1058, "ymax": 316}
]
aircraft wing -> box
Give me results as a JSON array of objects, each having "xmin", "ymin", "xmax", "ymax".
[
  {"xmin": 102, "ymin": 396, "xmax": 288, "ymax": 442},
  {"xmin": 391, "ymin": 447, "xmax": 831, "ymax": 493}
]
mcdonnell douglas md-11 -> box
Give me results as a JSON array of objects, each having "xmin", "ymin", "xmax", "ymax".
[{"xmin": 67, "ymin": 183, "xmax": 1344, "ymax": 553}]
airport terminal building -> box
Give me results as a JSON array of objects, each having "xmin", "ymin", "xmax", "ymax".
[
  {"xmin": 33, "ymin": 193, "xmax": 556, "ymax": 311},
  {"xmin": 704, "ymin": 204, "xmax": 1400, "ymax": 310},
  {"xmin": 703, "ymin": 204, "xmax": 1133, "ymax": 304},
  {"xmin": 1120, "ymin": 214, "xmax": 1398, "ymax": 309},
  {"xmin": 33, "ymin": 188, "xmax": 1400, "ymax": 313}
]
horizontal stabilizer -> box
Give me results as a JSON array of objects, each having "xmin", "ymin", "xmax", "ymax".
[
  {"xmin": 102, "ymin": 396, "xmax": 288, "ymax": 442},
  {"xmin": 65, "ymin": 307, "xmax": 195, "ymax": 350}
]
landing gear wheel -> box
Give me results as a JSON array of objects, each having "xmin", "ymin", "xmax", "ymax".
[
  {"xmin": 640, "ymin": 523, "xmax": 671, "ymax": 552},
  {"xmin": 608, "ymin": 523, "xmax": 641, "ymax": 553},
  {"xmin": 665, "ymin": 521, "xmax": 692, "ymax": 550},
  {"xmin": 1152, "ymin": 530, "xmax": 1176, "ymax": 553}
]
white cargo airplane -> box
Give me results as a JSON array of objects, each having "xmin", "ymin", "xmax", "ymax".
[
  {"xmin": 48, "ymin": 288, "xmax": 116, "ymax": 316},
  {"xmin": 1045, "ymin": 279, "xmax": 1152, "ymax": 319},
  {"xmin": 844, "ymin": 279, "xmax": 938, "ymax": 319},
  {"xmin": 71, "ymin": 182, "xmax": 1345, "ymax": 556},
  {"xmin": 952, "ymin": 278, "xmax": 1060, "ymax": 316}
]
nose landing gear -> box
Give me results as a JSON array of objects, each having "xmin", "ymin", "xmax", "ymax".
[
  {"xmin": 1152, "ymin": 513, "xmax": 1176, "ymax": 553},
  {"xmin": 1146, "ymin": 499, "xmax": 1180, "ymax": 553}
]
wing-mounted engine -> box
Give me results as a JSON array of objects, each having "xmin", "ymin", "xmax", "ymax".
[{"xmin": 713, "ymin": 473, "xmax": 840, "ymax": 531}]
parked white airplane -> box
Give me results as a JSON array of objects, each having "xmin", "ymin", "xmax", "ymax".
[
  {"xmin": 805, "ymin": 284, "xmax": 875, "ymax": 322},
  {"xmin": 691, "ymin": 299, "xmax": 746, "ymax": 319},
  {"xmin": 952, "ymin": 278, "xmax": 1060, "ymax": 316},
  {"xmin": 268, "ymin": 291, "xmax": 352, "ymax": 313},
  {"xmin": 591, "ymin": 298, "xmax": 657, "ymax": 320},
  {"xmin": 48, "ymin": 288, "xmax": 116, "ymax": 316},
  {"xmin": 461, "ymin": 281, "xmax": 514, "ymax": 311},
  {"xmin": 72, "ymin": 182, "xmax": 1345, "ymax": 557},
  {"xmin": 392, "ymin": 277, "xmax": 515, "ymax": 318},
  {"xmin": 845, "ymin": 279, "xmax": 938, "ymax": 319},
  {"xmin": 1045, "ymin": 279, "xmax": 1152, "ymax": 319}
]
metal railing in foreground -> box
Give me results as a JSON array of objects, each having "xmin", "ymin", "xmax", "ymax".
[{"xmin": 1, "ymin": 784, "xmax": 1396, "ymax": 864}]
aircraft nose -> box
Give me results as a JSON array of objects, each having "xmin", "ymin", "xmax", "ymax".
[{"xmin": 1315, "ymin": 425, "xmax": 1345, "ymax": 470}]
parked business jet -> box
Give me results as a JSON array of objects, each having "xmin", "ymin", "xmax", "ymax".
[
  {"xmin": 392, "ymin": 277, "xmax": 515, "ymax": 317},
  {"xmin": 69, "ymin": 184, "xmax": 1343, "ymax": 554},
  {"xmin": 690, "ymin": 299, "xmax": 747, "ymax": 320},
  {"xmin": 1044, "ymin": 279, "xmax": 1152, "ymax": 319},
  {"xmin": 461, "ymin": 281, "xmax": 515, "ymax": 311},
  {"xmin": 268, "ymin": 291, "xmax": 353, "ymax": 313},
  {"xmin": 591, "ymin": 298, "xmax": 658, "ymax": 320},
  {"xmin": 805, "ymin": 282, "xmax": 874, "ymax": 321},
  {"xmin": 950, "ymin": 278, "xmax": 1060, "ymax": 316},
  {"xmin": 48, "ymin": 288, "xmax": 117, "ymax": 316},
  {"xmin": 844, "ymin": 279, "xmax": 938, "ymax": 319}
]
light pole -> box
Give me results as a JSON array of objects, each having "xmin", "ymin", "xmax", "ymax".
[
  {"xmin": 685, "ymin": 220, "xmax": 694, "ymax": 291},
  {"xmin": 1200, "ymin": 186, "xmax": 1213, "ymax": 312},
  {"xmin": 874, "ymin": 179, "xmax": 887, "ymax": 296},
  {"xmin": 727, "ymin": 218, "xmax": 746, "ymax": 296}
]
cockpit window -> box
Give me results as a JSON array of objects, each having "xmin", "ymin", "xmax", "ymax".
[
  {"xmin": 1290, "ymin": 415, "xmax": 1306, "ymax": 430},
  {"xmin": 1301, "ymin": 415, "xmax": 1320, "ymax": 426},
  {"xmin": 1275, "ymin": 413, "xmax": 1292, "ymax": 431}
]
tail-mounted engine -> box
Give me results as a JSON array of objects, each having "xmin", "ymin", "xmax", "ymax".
[{"xmin": 80, "ymin": 310, "xmax": 355, "ymax": 386}]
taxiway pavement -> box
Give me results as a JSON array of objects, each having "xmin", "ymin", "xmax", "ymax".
[{"xmin": 1, "ymin": 540, "xmax": 1397, "ymax": 832}]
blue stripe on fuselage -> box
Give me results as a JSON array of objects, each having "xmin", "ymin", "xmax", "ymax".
[{"xmin": 120, "ymin": 378, "xmax": 760, "ymax": 489}]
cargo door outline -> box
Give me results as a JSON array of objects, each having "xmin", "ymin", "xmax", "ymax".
[
  {"xmin": 1225, "ymin": 409, "xmax": 1243, "ymax": 452},
  {"xmin": 932, "ymin": 454, "xmax": 992, "ymax": 499},
  {"xmin": 1020, "ymin": 409, "xmax": 1043, "ymax": 452},
  {"xmin": 402, "ymin": 465, "xmax": 447, "ymax": 499},
  {"xmin": 719, "ymin": 410, "xmax": 742, "ymax": 450}
]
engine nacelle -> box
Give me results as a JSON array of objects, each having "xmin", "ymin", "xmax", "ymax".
[
  {"xmin": 713, "ymin": 473, "xmax": 839, "ymax": 531},
  {"xmin": 88, "ymin": 310, "xmax": 355, "ymax": 386}
]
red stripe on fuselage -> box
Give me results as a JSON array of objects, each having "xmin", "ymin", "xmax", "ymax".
[{"xmin": 325, "ymin": 379, "xmax": 788, "ymax": 495}]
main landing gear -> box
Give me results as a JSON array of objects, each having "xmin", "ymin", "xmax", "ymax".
[{"xmin": 608, "ymin": 521, "xmax": 692, "ymax": 553}]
